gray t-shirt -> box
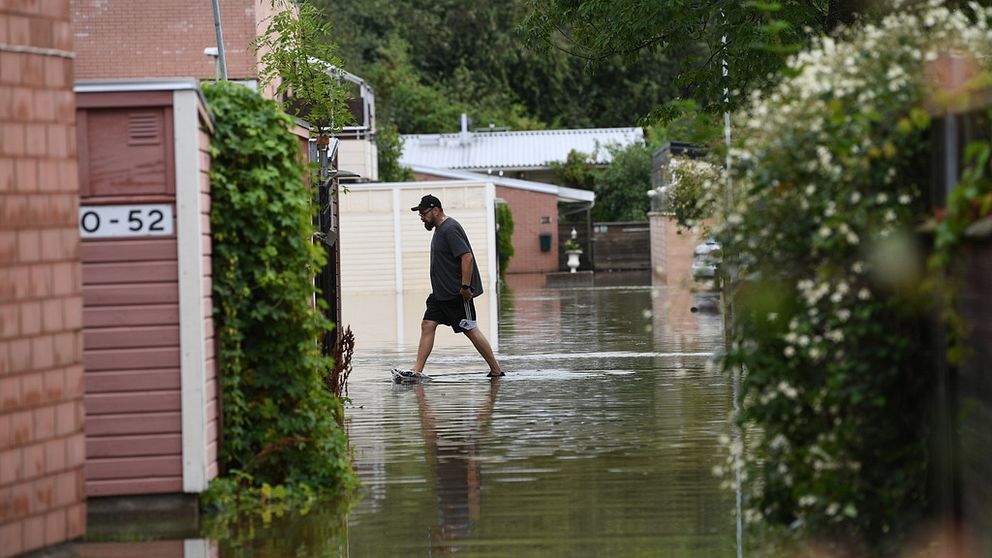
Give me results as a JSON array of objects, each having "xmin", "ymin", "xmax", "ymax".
[{"xmin": 430, "ymin": 217, "xmax": 483, "ymax": 301}]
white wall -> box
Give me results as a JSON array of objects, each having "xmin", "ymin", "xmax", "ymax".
[
  {"xmin": 338, "ymin": 138, "xmax": 378, "ymax": 181},
  {"xmin": 339, "ymin": 181, "xmax": 498, "ymax": 352}
]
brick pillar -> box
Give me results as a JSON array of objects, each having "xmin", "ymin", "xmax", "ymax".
[{"xmin": 0, "ymin": 2, "xmax": 87, "ymax": 557}]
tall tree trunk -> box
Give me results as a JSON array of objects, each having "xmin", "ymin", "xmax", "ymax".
[{"xmin": 825, "ymin": 0, "xmax": 863, "ymax": 33}]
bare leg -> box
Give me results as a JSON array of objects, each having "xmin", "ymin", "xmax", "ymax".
[
  {"xmin": 463, "ymin": 327, "xmax": 501, "ymax": 374},
  {"xmin": 414, "ymin": 320, "xmax": 439, "ymax": 373}
]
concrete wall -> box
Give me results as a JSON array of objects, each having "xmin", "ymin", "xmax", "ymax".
[
  {"xmin": 71, "ymin": 0, "xmax": 269, "ymax": 82},
  {"xmin": 0, "ymin": 2, "xmax": 88, "ymax": 555}
]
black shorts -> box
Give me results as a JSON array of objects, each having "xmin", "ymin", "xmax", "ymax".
[{"xmin": 424, "ymin": 294, "xmax": 477, "ymax": 333}]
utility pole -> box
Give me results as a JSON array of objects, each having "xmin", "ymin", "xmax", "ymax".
[{"xmin": 210, "ymin": 0, "xmax": 229, "ymax": 80}]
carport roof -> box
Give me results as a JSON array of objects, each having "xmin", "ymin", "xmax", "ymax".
[
  {"xmin": 400, "ymin": 127, "xmax": 643, "ymax": 171},
  {"xmin": 407, "ymin": 165, "xmax": 594, "ymax": 204}
]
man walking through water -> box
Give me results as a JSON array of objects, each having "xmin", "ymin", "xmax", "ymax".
[{"xmin": 393, "ymin": 194, "xmax": 504, "ymax": 380}]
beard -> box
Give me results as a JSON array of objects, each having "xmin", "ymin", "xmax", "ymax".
[{"xmin": 424, "ymin": 222, "xmax": 434, "ymax": 231}]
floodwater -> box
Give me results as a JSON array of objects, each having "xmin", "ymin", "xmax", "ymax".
[{"xmin": 77, "ymin": 273, "xmax": 737, "ymax": 557}]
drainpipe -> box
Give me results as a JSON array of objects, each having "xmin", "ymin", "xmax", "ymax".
[{"xmin": 210, "ymin": 0, "xmax": 228, "ymax": 80}]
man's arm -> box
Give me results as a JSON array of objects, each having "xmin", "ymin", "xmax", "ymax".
[{"xmin": 459, "ymin": 252, "xmax": 474, "ymax": 300}]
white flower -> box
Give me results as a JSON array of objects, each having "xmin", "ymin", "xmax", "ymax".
[
  {"xmin": 876, "ymin": 193, "xmax": 889, "ymax": 204},
  {"xmin": 858, "ymin": 288, "xmax": 872, "ymax": 300},
  {"xmin": 784, "ymin": 346, "xmax": 796, "ymax": 358},
  {"xmin": 799, "ymin": 495, "xmax": 818, "ymax": 507},
  {"xmin": 770, "ymin": 434, "xmax": 790, "ymax": 450},
  {"xmin": 837, "ymin": 308, "xmax": 852, "ymax": 322},
  {"xmin": 850, "ymin": 192, "xmax": 862, "ymax": 204},
  {"xmin": 898, "ymin": 193, "xmax": 912, "ymax": 205},
  {"xmin": 819, "ymin": 225, "xmax": 832, "ymax": 238},
  {"xmin": 778, "ymin": 381, "xmax": 798, "ymax": 399}
]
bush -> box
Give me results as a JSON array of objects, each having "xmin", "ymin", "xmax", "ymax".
[
  {"xmin": 202, "ymin": 81, "xmax": 356, "ymax": 497},
  {"xmin": 698, "ymin": 3, "xmax": 992, "ymax": 551}
]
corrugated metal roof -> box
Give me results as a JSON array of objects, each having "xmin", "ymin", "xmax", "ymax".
[
  {"xmin": 405, "ymin": 165, "xmax": 595, "ymax": 204},
  {"xmin": 400, "ymin": 127, "xmax": 643, "ymax": 170}
]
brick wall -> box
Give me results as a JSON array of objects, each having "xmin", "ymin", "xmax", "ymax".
[
  {"xmin": 495, "ymin": 187, "xmax": 558, "ymax": 274},
  {"xmin": 72, "ymin": 0, "xmax": 261, "ymax": 81},
  {"xmin": 1, "ymin": 1, "xmax": 87, "ymax": 556}
]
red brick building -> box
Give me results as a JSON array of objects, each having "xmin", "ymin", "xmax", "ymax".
[
  {"xmin": 72, "ymin": 0, "xmax": 276, "ymax": 83},
  {"xmin": 0, "ymin": 1, "xmax": 88, "ymax": 556}
]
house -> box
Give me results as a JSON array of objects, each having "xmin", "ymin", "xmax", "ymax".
[{"xmin": 400, "ymin": 120, "xmax": 643, "ymax": 274}]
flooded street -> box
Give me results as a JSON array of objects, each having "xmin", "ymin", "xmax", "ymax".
[
  {"xmin": 339, "ymin": 274, "xmax": 735, "ymax": 556},
  {"xmin": 76, "ymin": 274, "xmax": 736, "ymax": 557}
]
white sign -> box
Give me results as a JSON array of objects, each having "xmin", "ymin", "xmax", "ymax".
[{"xmin": 79, "ymin": 204, "xmax": 175, "ymax": 239}]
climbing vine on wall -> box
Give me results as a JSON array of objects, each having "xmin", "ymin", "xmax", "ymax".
[{"xmin": 202, "ymin": 81, "xmax": 356, "ymax": 501}]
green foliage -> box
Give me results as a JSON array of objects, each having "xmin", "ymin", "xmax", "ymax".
[
  {"xmin": 550, "ymin": 144, "xmax": 653, "ymax": 222},
  {"xmin": 202, "ymin": 82, "xmax": 356, "ymax": 498},
  {"xmin": 592, "ymin": 142, "xmax": 653, "ymax": 222},
  {"xmin": 313, "ymin": 0, "xmax": 685, "ymax": 131},
  {"xmin": 549, "ymin": 149, "xmax": 598, "ymax": 191},
  {"xmin": 496, "ymin": 203, "xmax": 515, "ymax": 277},
  {"xmin": 521, "ymin": 0, "xmax": 830, "ymax": 113},
  {"xmin": 701, "ymin": 4, "xmax": 992, "ymax": 551},
  {"xmin": 376, "ymin": 122, "xmax": 415, "ymax": 182},
  {"xmin": 658, "ymin": 156, "xmax": 723, "ymax": 231},
  {"xmin": 201, "ymin": 469, "xmax": 353, "ymax": 557},
  {"xmin": 644, "ymin": 99, "xmax": 724, "ymax": 150},
  {"xmin": 929, "ymin": 125, "xmax": 992, "ymax": 363},
  {"xmin": 255, "ymin": 1, "xmax": 354, "ymax": 136}
]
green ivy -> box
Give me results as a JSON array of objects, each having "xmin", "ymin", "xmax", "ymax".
[
  {"xmin": 496, "ymin": 203, "xmax": 515, "ymax": 277},
  {"xmin": 201, "ymin": 81, "xmax": 356, "ymax": 499}
]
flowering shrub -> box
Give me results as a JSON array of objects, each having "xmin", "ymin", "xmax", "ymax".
[
  {"xmin": 700, "ymin": 1, "xmax": 992, "ymax": 550},
  {"xmin": 652, "ymin": 156, "xmax": 724, "ymax": 230}
]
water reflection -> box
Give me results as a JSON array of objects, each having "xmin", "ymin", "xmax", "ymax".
[
  {"xmin": 342, "ymin": 275, "xmax": 735, "ymax": 556},
  {"xmin": 73, "ymin": 274, "xmax": 736, "ymax": 557},
  {"xmin": 416, "ymin": 380, "xmax": 499, "ymax": 553}
]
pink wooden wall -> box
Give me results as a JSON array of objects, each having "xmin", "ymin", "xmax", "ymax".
[{"xmin": 77, "ymin": 88, "xmax": 218, "ymax": 496}]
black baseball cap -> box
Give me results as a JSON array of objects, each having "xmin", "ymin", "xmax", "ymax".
[{"xmin": 411, "ymin": 194, "xmax": 442, "ymax": 212}]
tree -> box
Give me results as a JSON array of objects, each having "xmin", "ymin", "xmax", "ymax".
[
  {"xmin": 312, "ymin": 0, "xmax": 687, "ymax": 131},
  {"xmin": 592, "ymin": 142, "xmax": 653, "ymax": 222},
  {"xmin": 255, "ymin": 1, "xmax": 354, "ymax": 142},
  {"xmin": 520, "ymin": 0, "xmax": 874, "ymax": 114}
]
